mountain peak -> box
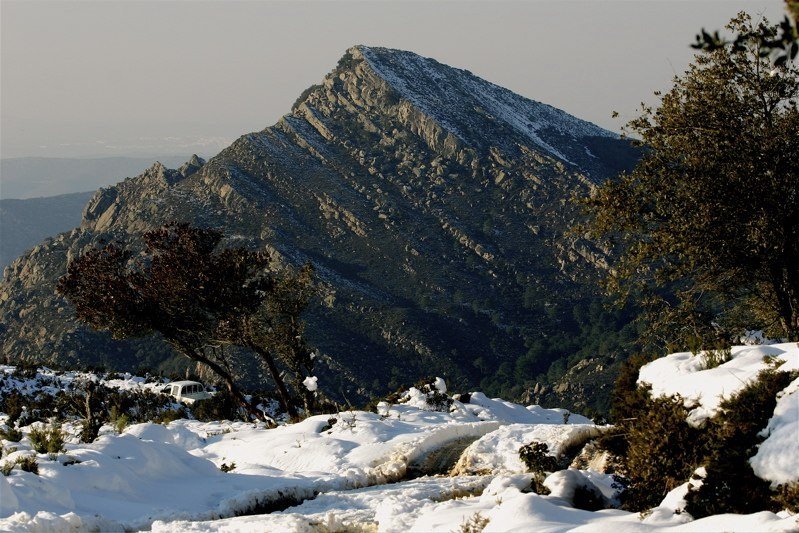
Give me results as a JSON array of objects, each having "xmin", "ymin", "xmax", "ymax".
[
  {"xmin": 2, "ymin": 46, "xmax": 640, "ymax": 413},
  {"xmin": 304, "ymin": 45, "xmax": 625, "ymax": 180}
]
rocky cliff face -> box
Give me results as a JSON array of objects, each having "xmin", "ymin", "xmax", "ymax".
[{"xmin": 0, "ymin": 46, "xmax": 638, "ymax": 409}]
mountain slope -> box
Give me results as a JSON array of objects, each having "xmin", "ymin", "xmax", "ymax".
[
  {"xmin": 0, "ymin": 191, "xmax": 94, "ymax": 268},
  {"xmin": 0, "ymin": 46, "xmax": 638, "ymax": 410}
]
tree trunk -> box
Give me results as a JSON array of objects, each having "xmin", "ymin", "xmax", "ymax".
[
  {"xmin": 770, "ymin": 260, "xmax": 799, "ymax": 342},
  {"xmin": 171, "ymin": 338, "xmax": 265, "ymax": 422},
  {"xmin": 251, "ymin": 344, "xmax": 298, "ymax": 419}
]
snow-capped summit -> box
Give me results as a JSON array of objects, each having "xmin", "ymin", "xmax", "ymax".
[{"xmin": 353, "ymin": 45, "xmax": 618, "ymax": 176}]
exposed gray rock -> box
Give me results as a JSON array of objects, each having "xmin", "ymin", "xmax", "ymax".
[{"xmin": 0, "ymin": 46, "xmax": 638, "ymax": 408}]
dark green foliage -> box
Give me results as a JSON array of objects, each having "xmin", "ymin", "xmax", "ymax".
[
  {"xmin": 481, "ymin": 298, "xmax": 641, "ymax": 412},
  {"xmin": 15, "ymin": 455, "xmax": 39, "ymax": 475},
  {"xmin": 220, "ymin": 462, "xmax": 236, "ymax": 473},
  {"xmin": 13, "ymin": 362, "xmax": 39, "ymax": 380},
  {"xmin": 692, "ymin": 9, "xmax": 797, "ymax": 67},
  {"xmin": 572, "ymin": 483, "xmax": 606, "ymax": 512},
  {"xmin": 243, "ymin": 263, "xmax": 318, "ymax": 417},
  {"xmin": 519, "ymin": 442, "xmax": 558, "ymax": 475},
  {"xmin": 610, "ymin": 353, "xmax": 652, "ymax": 423},
  {"xmin": 605, "ymin": 393, "xmax": 707, "ymax": 511},
  {"xmin": 57, "ymin": 222, "xmax": 318, "ymax": 421},
  {"xmin": 0, "ymin": 426, "xmax": 22, "ymax": 442},
  {"xmin": 105, "ymin": 388, "xmax": 173, "ymax": 426},
  {"xmin": 153, "ymin": 408, "xmax": 186, "ymax": 425},
  {"xmin": 519, "ymin": 441, "xmax": 557, "ymax": 495},
  {"xmin": 378, "ymin": 377, "xmax": 453, "ymax": 412},
  {"xmin": 583, "ymin": 14, "xmax": 799, "ymax": 345},
  {"xmin": 192, "ymin": 391, "xmax": 245, "ymax": 422},
  {"xmin": 604, "ymin": 359, "xmax": 798, "ymax": 514},
  {"xmin": 28, "ymin": 425, "xmax": 64, "ymax": 455},
  {"xmin": 700, "ymin": 347, "xmax": 732, "ymax": 370},
  {"xmin": 685, "ymin": 369, "xmax": 797, "ymax": 517},
  {"xmin": 0, "ymin": 391, "xmax": 24, "ymax": 425}
]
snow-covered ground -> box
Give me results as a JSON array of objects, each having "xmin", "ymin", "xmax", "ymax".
[
  {"xmin": 638, "ymin": 341, "xmax": 799, "ymax": 424},
  {"xmin": 1, "ymin": 348, "xmax": 797, "ymax": 532}
]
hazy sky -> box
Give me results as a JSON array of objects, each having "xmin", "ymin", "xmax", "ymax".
[{"xmin": 1, "ymin": 0, "xmax": 785, "ymax": 159}]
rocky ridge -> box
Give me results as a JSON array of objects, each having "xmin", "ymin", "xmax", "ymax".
[{"xmin": 0, "ymin": 46, "xmax": 638, "ymax": 410}]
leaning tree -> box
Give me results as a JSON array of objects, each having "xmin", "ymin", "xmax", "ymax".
[{"xmin": 57, "ymin": 223, "xmax": 309, "ymax": 419}]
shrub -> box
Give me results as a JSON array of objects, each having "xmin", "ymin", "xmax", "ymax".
[
  {"xmin": 80, "ymin": 417, "xmax": 103, "ymax": 444},
  {"xmin": 28, "ymin": 425, "xmax": 65, "ymax": 454},
  {"xmin": 192, "ymin": 391, "xmax": 243, "ymax": 422},
  {"xmin": 13, "ymin": 362, "xmax": 39, "ymax": 380},
  {"xmin": 220, "ymin": 462, "xmax": 236, "ymax": 473},
  {"xmin": 0, "ymin": 426, "xmax": 23, "ymax": 443},
  {"xmin": 519, "ymin": 441, "xmax": 558, "ymax": 495},
  {"xmin": 573, "ymin": 483, "xmax": 606, "ymax": 512},
  {"xmin": 610, "ymin": 354, "xmax": 652, "ymax": 423},
  {"xmin": 519, "ymin": 441, "xmax": 559, "ymax": 474},
  {"xmin": 700, "ymin": 347, "xmax": 732, "ymax": 370},
  {"xmin": 378, "ymin": 377, "xmax": 453, "ymax": 413},
  {"xmin": 1, "ymin": 455, "xmax": 39, "ymax": 476},
  {"xmin": 1, "ymin": 391, "xmax": 24, "ymax": 425},
  {"xmin": 773, "ymin": 482, "xmax": 799, "ymax": 513},
  {"xmin": 685, "ymin": 369, "xmax": 797, "ymax": 517},
  {"xmin": 608, "ymin": 393, "xmax": 707, "ymax": 511},
  {"xmin": 28, "ymin": 426, "xmax": 48, "ymax": 453},
  {"xmin": 15, "ymin": 455, "xmax": 38, "ymax": 474},
  {"xmin": 113, "ymin": 414, "xmax": 130, "ymax": 434},
  {"xmin": 154, "ymin": 408, "xmax": 186, "ymax": 425},
  {"xmin": 459, "ymin": 512, "xmax": 489, "ymax": 533}
]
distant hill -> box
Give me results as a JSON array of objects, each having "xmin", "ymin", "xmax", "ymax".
[
  {"xmin": 0, "ymin": 191, "xmax": 94, "ymax": 268},
  {"xmin": 0, "ymin": 156, "xmax": 191, "ymax": 199}
]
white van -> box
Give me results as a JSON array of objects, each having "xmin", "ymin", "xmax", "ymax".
[{"xmin": 164, "ymin": 381, "xmax": 213, "ymax": 405}]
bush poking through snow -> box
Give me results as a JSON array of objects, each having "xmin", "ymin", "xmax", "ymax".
[
  {"xmin": 13, "ymin": 363, "xmax": 39, "ymax": 380},
  {"xmin": 379, "ymin": 377, "xmax": 454, "ymax": 413},
  {"xmin": 27, "ymin": 425, "xmax": 65, "ymax": 455},
  {"xmin": 153, "ymin": 408, "xmax": 187, "ymax": 425},
  {"xmin": 0, "ymin": 391, "xmax": 24, "ymax": 426},
  {"xmin": 2, "ymin": 455, "xmax": 39, "ymax": 476},
  {"xmin": 458, "ymin": 512, "xmax": 489, "ymax": 533},
  {"xmin": 192, "ymin": 391, "xmax": 245, "ymax": 422},
  {"xmin": 219, "ymin": 462, "xmax": 236, "ymax": 473},
  {"xmin": 602, "ymin": 392, "xmax": 708, "ymax": 511},
  {"xmin": 685, "ymin": 368, "xmax": 798, "ymax": 517},
  {"xmin": 519, "ymin": 441, "xmax": 558, "ymax": 475},
  {"xmin": 699, "ymin": 347, "xmax": 732, "ymax": 370},
  {"xmin": 519, "ymin": 441, "xmax": 558, "ymax": 494},
  {"xmin": 572, "ymin": 483, "xmax": 606, "ymax": 512},
  {"xmin": 113, "ymin": 414, "xmax": 130, "ymax": 434},
  {"xmin": 0, "ymin": 426, "xmax": 22, "ymax": 443},
  {"xmin": 773, "ymin": 482, "xmax": 799, "ymax": 513},
  {"xmin": 16, "ymin": 455, "xmax": 38, "ymax": 474}
]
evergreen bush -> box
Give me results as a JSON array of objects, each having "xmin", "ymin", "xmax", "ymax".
[
  {"xmin": 601, "ymin": 392, "xmax": 707, "ymax": 511},
  {"xmin": 685, "ymin": 369, "xmax": 797, "ymax": 517},
  {"xmin": 192, "ymin": 391, "xmax": 244, "ymax": 422},
  {"xmin": 27, "ymin": 425, "xmax": 63, "ymax": 454},
  {"xmin": 0, "ymin": 426, "xmax": 22, "ymax": 443},
  {"xmin": 519, "ymin": 441, "xmax": 558, "ymax": 494}
]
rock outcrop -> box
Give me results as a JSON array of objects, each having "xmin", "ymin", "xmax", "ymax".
[{"xmin": 0, "ymin": 46, "xmax": 638, "ymax": 409}]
